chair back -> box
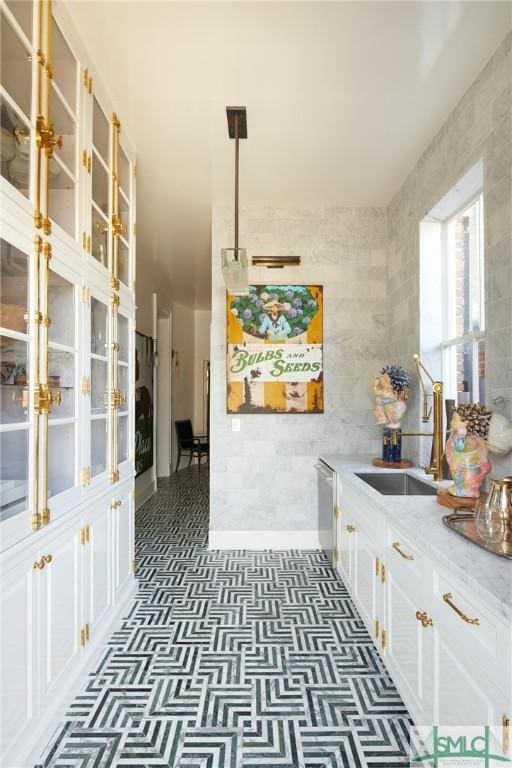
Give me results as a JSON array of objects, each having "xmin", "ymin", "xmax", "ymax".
[{"xmin": 175, "ymin": 419, "xmax": 194, "ymax": 447}]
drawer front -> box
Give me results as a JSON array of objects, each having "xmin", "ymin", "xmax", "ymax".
[
  {"xmin": 341, "ymin": 482, "xmax": 385, "ymax": 547},
  {"xmin": 385, "ymin": 525, "xmax": 432, "ymax": 586},
  {"xmin": 432, "ymin": 566, "xmax": 510, "ymax": 698}
]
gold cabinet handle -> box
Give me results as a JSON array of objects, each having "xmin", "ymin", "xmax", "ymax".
[
  {"xmin": 392, "ymin": 541, "xmax": 414, "ymax": 560},
  {"xmin": 503, "ymin": 715, "xmax": 510, "ymax": 755},
  {"xmin": 51, "ymin": 389, "xmax": 62, "ymax": 407},
  {"xmin": 346, "ymin": 524, "xmax": 356, "ymax": 533},
  {"xmin": 111, "ymin": 499, "xmax": 122, "ymax": 509},
  {"xmin": 33, "ymin": 554, "xmax": 52, "ymax": 570},
  {"xmin": 442, "ymin": 592, "xmax": 479, "ymax": 625},
  {"xmin": 415, "ymin": 610, "xmax": 433, "ymax": 628}
]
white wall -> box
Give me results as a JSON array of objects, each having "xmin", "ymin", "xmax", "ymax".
[
  {"xmin": 194, "ymin": 310, "xmax": 211, "ymax": 435},
  {"xmin": 156, "ymin": 317, "xmax": 172, "ymax": 477},
  {"xmin": 210, "ymin": 206, "xmax": 388, "ymax": 543},
  {"xmin": 171, "ymin": 301, "xmax": 196, "ymax": 467}
]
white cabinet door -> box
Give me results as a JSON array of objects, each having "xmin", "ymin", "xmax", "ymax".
[
  {"xmin": 385, "ymin": 566, "xmax": 435, "ymax": 725},
  {"xmin": 436, "ymin": 630, "xmax": 498, "ymax": 726},
  {"xmin": 353, "ymin": 526, "xmax": 376, "ymax": 633},
  {"xmin": 0, "ymin": 558, "xmax": 37, "ymax": 758},
  {"xmin": 112, "ymin": 491, "xmax": 134, "ymax": 599},
  {"xmin": 337, "ymin": 516, "xmax": 354, "ymax": 587},
  {"xmin": 38, "ymin": 528, "xmax": 80, "ymax": 701},
  {"xmin": 82, "ymin": 502, "xmax": 112, "ymax": 635}
]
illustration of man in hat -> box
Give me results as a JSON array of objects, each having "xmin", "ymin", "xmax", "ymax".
[{"xmin": 258, "ymin": 299, "xmax": 292, "ymax": 340}]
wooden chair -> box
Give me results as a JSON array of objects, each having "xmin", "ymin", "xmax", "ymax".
[{"xmin": 174, "ymin": 419, "xmax": 209, "ymax": 472}]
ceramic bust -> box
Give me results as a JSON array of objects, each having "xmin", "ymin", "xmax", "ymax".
[
  {"xmin": 373, "ymin": 370, "xmax": 408, "ymax": 429},
  {"xmin": 445, "ymin": 411, "xmax": 491, "ymax": 498}
]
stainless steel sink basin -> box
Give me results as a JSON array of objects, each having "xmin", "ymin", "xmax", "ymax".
[{"xmin": 355, "ymin": 472, "xmax": 437, "ymax": 496}]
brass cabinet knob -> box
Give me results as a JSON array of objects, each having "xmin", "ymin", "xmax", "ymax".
[
  {"xmin": 346, "ymin": 524, "xmax": 356, "ymax": 533},
  {"xmin": 51, "ymin": 389, "xmax": 62, "ymax": 408},
  {"xmin": 415, "ymin": 610, "xmax": 433, "ymax": 628},
  {"xmin": 33, "ymin": 554, "xmax": 52, "ymax": 570}
]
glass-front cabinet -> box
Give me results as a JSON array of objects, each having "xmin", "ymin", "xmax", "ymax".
[{"xmin": 0, "ymin": 0, "xmax": 136, "ymax": 545}]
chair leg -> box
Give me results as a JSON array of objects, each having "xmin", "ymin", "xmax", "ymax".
[
  {"xmin": 175, "ymin": 447, "xmax": 181, "ymax": 473},
  {"xmin": 188, "ymin": 450, "xmax": 193, "ymax": 468}
]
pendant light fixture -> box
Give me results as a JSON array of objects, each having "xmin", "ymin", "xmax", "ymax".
[{"xmin": 221, "ymin": 106, "xmax": 249, "ymax": 295}]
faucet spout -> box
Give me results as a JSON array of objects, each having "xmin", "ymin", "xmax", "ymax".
[{"xmin": 411, "ymin": 356, "xmax": 445, "ymax": 481}]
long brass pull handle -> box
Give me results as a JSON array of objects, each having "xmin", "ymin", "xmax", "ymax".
[
  {"xmin": 346, "ymin": 524, "xmax": 356, "ymax": 533},
  {"xmin": 503, "ymin": 715, "xmax": 510, "ymax": 755},
  {"xmin": 443, "ymin": 592, "xmax": 480, "ymax": 625},
  {"xmin": 392, "ymin": 541, "xmax": 414, "ymax": 560},
  {"xmin": 33, "ymin": 554, "xmax": 52, "ymax": 570},
  {"xmin": 415, "ymin": 610, "xmax": 433, "ymax": 628}
]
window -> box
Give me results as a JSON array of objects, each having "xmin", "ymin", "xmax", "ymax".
[{"xmin": 442, "ymin": 194, "xmax": 485, "ymax": 404}]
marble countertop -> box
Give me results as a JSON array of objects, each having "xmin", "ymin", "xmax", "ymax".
[{"xmin": 320, "ymin": 453, "xmax": 512, "ymax": 622}]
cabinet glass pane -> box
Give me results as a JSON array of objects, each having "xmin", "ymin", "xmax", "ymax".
[
  {"xmin": 1, "ymin": 11, "xmax": 31, "ymax": 118},
  {"xmin": 91, "ymin": 298, "xmax": 107, "ymax": 355},
  {"xmin": 91, "ymin": 418, "xmax": 106, "ymax": 477},
  {"xmin": 48, "ymin": 166, "xmax": 75, "ymax": 238},
  {"xmin": 48, "ymin": 422, "xmax": 74, "ymax": 497},
  {"xmin": 5, "ymin": 1, "xmax": 33, "ymax": 42},
  {"xmin": 119, "ymin": 146, "xmax": 130, "ymax": 199},
  {"xmin": 52, "ymin": 18, "xmax": 77, "ymax": 114},
  {"xmin": 0, "ymin": 428, "xmax": 28, "ymax": 522},
  {"xmin": 118, "ymin": 414, "xmax": 128, "ymax": 463},
  {"xmin": 1, "ymin": 336, "xmax": 28, "ymax": 423},
  {"xmin": 1, "ymin": 95, "xmax": 31, "ymax": 197},
  {"xmin": 92, "ymin": 152, "xmax": 108, "ymax": 211},
  {"xmin": 91, "ymin": 207, "xmax": 108, "ymax": 268},
  {"xmin": 48, "ymin": 271, "xmax": 74, "ymax": 347},
  {"xmin": 118, "ymin": 364, "xmax": 128, "ymax": 412},
  {"xmin": 48, "ymin": 349, "xmax": 74, "ymax": 417},
  {"xmin": 93, "ymin": 97, "xmax": 109, "ymax": 166},
  {"xmin": 91, "ymin": 358, "xmax": 107, "ymax": 414},
  {"xmin": 51, "ymin": 86, "xmax": 76, "ymax": 172},
  {"xmin": 118, "ymin": 239, "xmax": 129, "ymax": 286},
  {"xmin": 1, "ymin": 238, "xmax": 28, "ymax": 332},
  {"xmin": 118, "ymin": 315, "xmax": 129, "ymax": 363}
]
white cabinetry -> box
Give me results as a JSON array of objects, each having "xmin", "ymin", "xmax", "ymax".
[
  {"xmin": 337, "ymin": 475, "xmax": 511, "ymax": 736},
  {"xmin": 0, "ymin": 2, "xmax": 137, "ymax": 765}
]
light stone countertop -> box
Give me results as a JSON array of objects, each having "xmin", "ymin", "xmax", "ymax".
[{"xmin": 320, "ymin": 453, "xmax": 512, "ymax": 623}]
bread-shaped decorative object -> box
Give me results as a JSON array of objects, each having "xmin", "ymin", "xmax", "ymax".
[{"xmin": 488, "ymin": 412, "xmax": 512, "ymax": 455}]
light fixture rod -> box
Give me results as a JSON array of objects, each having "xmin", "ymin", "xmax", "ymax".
[{"xmin": 235, "ymin": 113, "xmax": 239, "ymax": 260}]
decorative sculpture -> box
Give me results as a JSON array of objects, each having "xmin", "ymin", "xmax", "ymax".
[
  {"xmin": 445, "ymin": 410, "xmax": 491, "ymax": 498},
  {"xmin": 373, "ymin": 365, "xmax": 410, "ymax": 429}
]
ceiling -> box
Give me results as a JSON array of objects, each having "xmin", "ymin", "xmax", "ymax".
[{"xmin": 65, "ymin": 1, "xmax": 511, "ymax": 310}]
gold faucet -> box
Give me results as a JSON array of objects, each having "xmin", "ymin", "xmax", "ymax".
[{"xmin": 402, "ymin": 354, "xmax": 444, "ymax": 481}]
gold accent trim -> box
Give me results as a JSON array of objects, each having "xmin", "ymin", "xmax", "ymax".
[
  {"xmin": 34, "ymin": 211, "xmax": 43, "ymax": 229},
  {"xmin": 33, "ymin": 554, "xmax": 52, "ymax": 570},
  {"xmin": 42, "ymin": 217, "xmax": 51, "ymax": 235},
  {"xmin": 109, "ymin": 469, "xmax": 120, "ymax": 484},
  {"xmin": 87, "ymin": 155, "xmax": 92, "ymax": 174},
  {"xmin": 34, "ymin": 384, "xmax": 61, "ymax": 414},
  {"xmin": 345, "ymin": 524, "xmax": 355, "ymax": 533},
  {"xmin": 83, "ymin": 68, "xmax": 89, "ymax": 88},
  {"xmin": 111, "ymin": 341, "xmax": 120, "ymax": 352},
  {"xmin": 381, "ymin": 629, "xmax": 387, "ymax": 650},
  {"xmin": 335, "ymin": 506, "xmax": 341, "ymax": 519},
  {"xmin": 380, "ymin": 564, "xmax": 386, "ymax": 584},
  {"xmin": 34, "ymin": 235, "xmax": 43, "ymax": 254},
  {"xmin": 82, "ymin": 231, "xmax": 87, "ymax": 250},
  {"xmin": 41, "ymin": 507, "xmax": 50, "ymax": 526},
  {"xmin": 111, "ymin": 293, "xmax": 120, "ymax": 307},
  {"xmin": 80, "ymin": 626, "xmax": 87, "ymax": 647},
  {"xmin": 80, "ymin": 525, "xmax": 90, "ymax": 546},
  {"xmin": 416, "ymin": 610, "xmax": 433, "ymax": 628},
  {"xmin": 82, "ymin": 148, "xmax": 87, "ymax": 167},
  {"xmin": 32, "ymin": 513, "xmax": 42, "ymax": 531},
  {"xmin": 80, "ymin": 467, "xmax": 91, "ymax": 487},
  {"xmin": 111, "ymin": 276, "xmax": 120, "ymax": 291},
  {"xmin": 81, "ymin": 377, "xmax": 91, "ymax": 395},
  {"xmin": 392, "ymin": 541, "xmax": 414, "ymax": 560},
  {"xmin": 110, "ymin": 499, "xmax": 121, "ymax": 509},
  {"xmin": 375, "ymin": 619, "xmax": 380, "ymax": 639},
  {"xmin": 42, "ymin": 242, "xmax": 52, "ymax": 261},
  {"xmin": 88, "ymin": 76, "xmax": 92, "ymax": 94},
  {"xmin": 375, "ymin": 557, "xmax": 380, "ymax": 578},
  {"xmin": 87, "ymin": 235, "xmax": 91, "ymax": 253},
  {"xmin": 503, "ymin": 715, "xmax": 510, "ymax": 755},
  {"xmin": 442, "ymin": 592, "xmax": 479, "ymax": 625},
  {"xmin": 81, "ymin": 286, "xmax": 90, "ymax": 304},
  {"xmin": 85, "ymin": 623, "xmax": 90, "ymax": 641}
]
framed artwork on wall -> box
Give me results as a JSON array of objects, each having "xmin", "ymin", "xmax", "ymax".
[
  {"xmin": 135, "ymin": 331, "xmax": 154, "ymax": 475},
  {"xmin": 226, "ymin": 284, "xmax": 324, "ymax": 414}
]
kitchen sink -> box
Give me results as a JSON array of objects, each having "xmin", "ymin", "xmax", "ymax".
[{"xmin": 355, "ymin": 472, "xmax": 437, "ymax": 496}]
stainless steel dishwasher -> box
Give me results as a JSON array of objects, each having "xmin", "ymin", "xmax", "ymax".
[{"xmin": 315, "ymin": 459, "xmax": 336, "ymax": 566}]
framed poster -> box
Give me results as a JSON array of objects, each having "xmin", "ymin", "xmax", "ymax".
[
  {"xmin": 226, "ymin": 285, "xmax": 323, "ymax": 414},
  {"xmin": 135, "ymin": 331, "xmax": 154, "ymax": 476}
]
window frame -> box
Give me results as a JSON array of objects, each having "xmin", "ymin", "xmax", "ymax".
[{"xmin": 440, "ymin": 191, "xmax": 485, "ymax": 404}]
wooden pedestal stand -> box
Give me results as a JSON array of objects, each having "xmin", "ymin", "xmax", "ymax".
[
  {"xmin": 437, "ymin": 488, "xmax": 485, "ymax": 510},
  {"xmin": 371, "ymin": 458, "xmax": 413, "ymax": 469}
]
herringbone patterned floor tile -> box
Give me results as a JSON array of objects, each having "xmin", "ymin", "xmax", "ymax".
[{"xmin": 38, "ymin": 467, "xmax": 412, "ymax": 768}]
